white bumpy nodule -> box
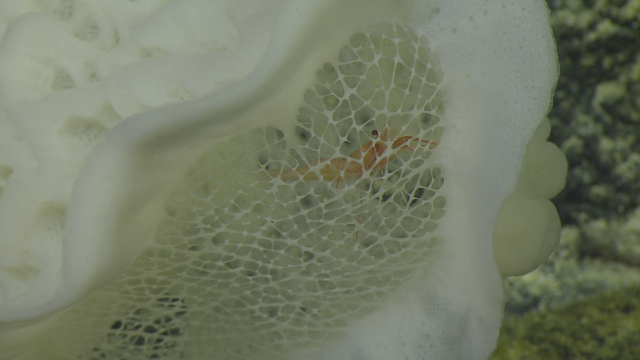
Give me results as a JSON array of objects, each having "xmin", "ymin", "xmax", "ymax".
[{"xmin": 0, "ymin": 0, "xmax": 561, "ymax": 359}]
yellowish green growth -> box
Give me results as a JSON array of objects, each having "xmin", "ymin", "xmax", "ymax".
[
  {"xmin": 493, "ymin": 119, "xmax": 567, "ymax": 277},
  {"xmin": 492, "ymin": 285, "xmax": 640, "ymax": 360}
]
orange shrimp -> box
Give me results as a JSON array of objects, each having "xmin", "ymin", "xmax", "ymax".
[
  {"xmin": 260, "ymin": 128, "xmax": 438, "ymax": 242},
  {"xmin": 262, "ymin": 128, "xmax": 438, "ymax": 187}
]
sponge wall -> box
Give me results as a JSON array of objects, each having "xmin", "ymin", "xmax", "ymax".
[{"xmin": 0, "ymin": 0, "xmax": 559, "ymax": 359}]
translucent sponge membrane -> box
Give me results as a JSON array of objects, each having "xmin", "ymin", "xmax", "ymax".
[{"xmin": 40, "ymin": 24, "xmax": 448, "ymax": 360}]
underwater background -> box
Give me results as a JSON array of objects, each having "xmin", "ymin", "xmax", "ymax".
[{"xmin": 492, "ymin": 0, "xmax": 640, "ymax": 358}]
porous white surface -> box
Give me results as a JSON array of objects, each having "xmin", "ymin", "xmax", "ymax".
[{"xmin": 0, "ymin": 0, "xmax": 557, "ymax": 359}]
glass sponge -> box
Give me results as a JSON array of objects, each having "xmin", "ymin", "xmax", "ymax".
[{"xmin": 44, "ymin": 23, "xmax": 448, "ymax": 360}]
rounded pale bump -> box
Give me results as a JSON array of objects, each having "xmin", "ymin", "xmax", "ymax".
[
  {"xmin": 535, "ymin": 198, "xmax": 561, "ymax": 267},
  {"xmin": 530, "ymin": 118, "xmax": 551, "ymax": 143},
  {"xmin": 526, "ymin": 141, "xmax": 568, "ymax": 199},
  {"xmin": 493, "ymin": 193, "xmax": 560, "ymax": 277}
]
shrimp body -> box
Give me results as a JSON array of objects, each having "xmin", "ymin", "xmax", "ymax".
[{"xmin": 264, "ymin": 128, "xmax": 437, "ymax": 187}]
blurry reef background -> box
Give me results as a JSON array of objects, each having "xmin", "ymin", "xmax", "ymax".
[{"xmin": 491, "ymin": 0, "xmax": 640, "ymax": 359}]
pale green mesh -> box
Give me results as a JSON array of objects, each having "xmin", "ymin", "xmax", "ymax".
[{"xmin": 47, "ymin": 23, "xmax": 446, "ymax": 360}]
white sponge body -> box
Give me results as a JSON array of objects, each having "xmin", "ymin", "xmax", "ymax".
[{"xmin": 0, "ymin": 0, "xmax": 557, "ymax": 359}]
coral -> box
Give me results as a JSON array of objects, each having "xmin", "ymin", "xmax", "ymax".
[{"xmin": 493, "ymin": 285, "xmax": 640, "ymax": 359}]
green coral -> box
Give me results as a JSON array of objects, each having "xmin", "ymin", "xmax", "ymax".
[{"xmin": 492, "ymin": 285, "xmax": 640, "ymax": 360}]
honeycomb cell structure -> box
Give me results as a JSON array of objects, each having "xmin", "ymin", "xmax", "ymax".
[{"xmin": 52, "ymin": 23, "xmax": 447, "ymax": 360}]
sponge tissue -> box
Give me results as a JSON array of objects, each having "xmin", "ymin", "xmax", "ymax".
[{"xmin": 0, "ymin": 0, "xmax": 562, "ymax": 359}]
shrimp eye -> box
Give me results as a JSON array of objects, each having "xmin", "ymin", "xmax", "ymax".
[{"xmin": 371, "ymin": 130, "xmax": 379, "ymax": 138}]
